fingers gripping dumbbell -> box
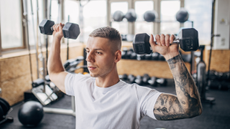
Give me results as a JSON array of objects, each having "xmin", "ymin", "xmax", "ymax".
[
  {"xmin": 39, "ymin": 19, "xmax": 80, "ymax": 39},
  {"xmin": 133, "ymin": 28, "xmax": 199, "ymax": 54}
]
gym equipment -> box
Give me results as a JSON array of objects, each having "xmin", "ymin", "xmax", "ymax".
[
  {"xmin": 135, "ymin": 75, "xmax": 143, "ymax": 85},
  {"xmin": 130, "ymin": 52, "xmax": 137, "ymax": 59},
  {"xmin": 125, "ymin": 9, "xmax": 137, "ymax": 22},
  {"xmin": 176, "ymin": 8, "xmax": 189, "ymax": 23},
  {"xmin": 137, "ymin": 54, "xmax": 145, "ymax": 60},
  {"xmin": 18, "ymin": 101, "xmax": 44, "ymax": 127},
  {"xmin": 196, "ymin": 45, "xmax": 215, "ymax": 103},
  {"xmin": 112, "ymin": 9, "xmax": 137, "ymax": 22},
  {"xmin": 156, "ymin": 78, "xmax": 167, "ymax": 86},
  {"xmin": 32, "ymin": 78, "xmax": 44, "ymax": 88},
  {"xmin": 142, "ymin": 74, "xmax": 150, "ymax": 84},
  {"xmin": 144, "ymin": 54, "xmax": 152, "ymax": 60},
  {"xmin": 143, "ymin": 10, "xmax": 157, "ymax": 22},
  {"xmin": 133, "ymin": 28, "xmax": 199, "ymax": 54},
  {"xmin": 147, "ymin": 77, "xmax": 167, "ymax": 86},
  {"xmin": 158, "ymin": 54, "xmax": 165, "ymax": 61},
  {"xmin": 119, "ymin": 74, "xmax": 128, "ymax": 81},
  {"xmin": 113, "ymin": 11, "xmax": 125, "ymax": 22},
  {"xmin": 39, "ymin": 19, "xmax": 80, "ymax": 39},
  {"xmin": 148, "ymin": 76, "xmax": 157, "ymax": 86},
  {"xmin": 128, "ymin": 74, "xmax": 136, "ymax": 83},
  {"xmin": 0, "ymin": 97, "xmax": 13, "ymax": 125},
  {"xmin": 181, "ymin": 53, "xmax": 191, "ymax": 63},
  {"xmin": 0, "ymin": 98, "xmax": 10, "ymax": 116},
  {"xmin": 121, "ymin": 48, "xmax": 128, "ymax": 59},
  {"xmin": 151, "ymin": 52, "xmax": 159, "ymax": 60}
]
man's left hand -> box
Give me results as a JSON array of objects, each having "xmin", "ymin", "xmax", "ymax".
[{"xmin": 149, "ymin": 34, "xmax": 180, "ymax": 60}]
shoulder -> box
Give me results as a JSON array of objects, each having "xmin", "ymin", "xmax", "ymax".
[
  {"xmin": 121, "ymin": 82, "xmax": 160, "ymax": 100},
  {"xmin": 66, "ymin": 73, "xmax": 95, "ymax": 83}
]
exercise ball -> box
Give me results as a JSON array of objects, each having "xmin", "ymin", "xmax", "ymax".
[
  {"xmin": 176, "ymin": 8, "xmax": 189, "ymax": 23},
  {"xmin": 143, "ymin": 10, "xmax": 157, "ymax": 22},
  {"xmin": 125, "ymin": 9, "xmax": 137, "ymax": 22},
  {"xmin": 113, "ymin": 11, "xmax": 125, "ymax": 22},
  {"xmin": 18, "ymin": 101, "xmax": 44, "ymax": 127}
]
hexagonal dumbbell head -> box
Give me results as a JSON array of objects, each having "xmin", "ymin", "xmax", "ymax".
[
  {"xmin": 63, "ymin": 22, "xmax": 80, "ymax": 39},
  {"xmin": 178, "ymin": 28, "xmax": 199, "ymax": 51},
  {"xmin": 133, "ymin": 33, "xmax": 151, "ymax": 54},
  {"xmin": 39, "ymin": 19, "xmax": 54, "ymax": 35}
]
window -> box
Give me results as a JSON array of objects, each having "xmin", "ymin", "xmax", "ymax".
[
  {"xmin": 64, "ymin": 0, "xmax": 80, "ymax": 43},
  {"xmin": 111, "ymin": 2, "xmax": 128, "ymax": 35},
  {"xmin": 184, "ymin": 0, "xmax": 212, "ymax": 45},
  {"xmin": 160, "ymin": 0, "xmax": 181, "ymax": 35},
  {"xmin": 135, "ymin": 1, "xmax": 154, "ymax": 34},
  {"xmin": 1, "ymin": 0, "xmax": 24, "ymax": 49},
  {"xmin": 83, "ymin": 0, "xmax": 107, "ymax": 42},
  {"xmin": 27, "ymin": 0, "xmax": 44, "ymax": 46}
]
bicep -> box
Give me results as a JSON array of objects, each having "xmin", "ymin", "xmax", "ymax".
[
  {"xmin": 49, "ymin": 71, "xmax": 68, "ymax": 93},
  {"xmin": 153, "ymin": 93, "xmax": 188, "ymax": 120}
]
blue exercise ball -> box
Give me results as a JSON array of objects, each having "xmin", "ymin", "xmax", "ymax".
[{"xmin": 18, "ymin": 101, "xmax": 44, "ymax": 127}]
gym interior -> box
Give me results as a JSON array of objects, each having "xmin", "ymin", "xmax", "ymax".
[{"xmin": 0, "ymin": 0, "xmax": 230, "ymax": 129}]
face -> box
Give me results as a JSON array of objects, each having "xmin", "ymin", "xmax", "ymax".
[{"xmin": 85, "ymin": 37, "xmax": 120, "ymax": 78}]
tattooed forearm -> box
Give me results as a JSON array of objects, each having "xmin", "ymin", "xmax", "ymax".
[{"xmin": 154, "ymin": 55, "xmax": 202, "ymax": 120}]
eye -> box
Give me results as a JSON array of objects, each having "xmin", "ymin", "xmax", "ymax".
[{"xmin": 96, "ymin": 51, "xmax": 102, "ymax": 55}]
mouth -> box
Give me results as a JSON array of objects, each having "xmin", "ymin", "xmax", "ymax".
[{"xmin": 88, "ymin": 66, "xmax": 97, "ymax": 70}]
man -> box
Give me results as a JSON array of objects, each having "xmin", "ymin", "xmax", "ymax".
[{"xmin": 48, "ymin": 23, "xmax": 202, "ymax": 129}]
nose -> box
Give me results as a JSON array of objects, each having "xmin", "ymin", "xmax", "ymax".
[{"xmin": 86, "ymin": 51, "xmax": 95, "ymax": 63}]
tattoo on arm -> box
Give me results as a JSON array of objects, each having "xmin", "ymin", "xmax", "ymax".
[{"xmin": 153, "ymin": 55, "xmax": 202, "ymax": 120}]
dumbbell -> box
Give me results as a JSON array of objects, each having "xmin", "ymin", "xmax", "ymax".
[
  {"xmin": 113, "ymin": 9, "xmax": 137, "ymax": 22},
  {"xmin": 135, "ymin": 75, "xmax": 143, "ymax": 85},
  {"xmin": 133, "ymin": 28, "xmax": 199, "ymax": 54},
  {"xmin": 39, "ymin": 19, "xmax": 80, "ymax": 39},
  {"xmin": 128, "ymin": 74, "xmax": 136, "ymax": 83},
  {"xmin": 148, "ymin": 77, "xmax": 167, "ymax": 86}
]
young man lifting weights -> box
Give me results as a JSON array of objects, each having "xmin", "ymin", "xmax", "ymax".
[{"xmin": 48, "ymin": 23, "xmax": 202, "ymax": 129}]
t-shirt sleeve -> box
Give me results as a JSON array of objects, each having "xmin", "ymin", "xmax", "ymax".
[
  {"xmin": 137, "ymin": 85, "xmax": 161, "ymax": 120},
  {"xmin": 64, "ymin": 73, "xmax": 85, "ymax": 96}
]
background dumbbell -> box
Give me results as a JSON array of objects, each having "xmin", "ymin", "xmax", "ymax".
[
  {"xmin": 133, "ymin": 28, "xmax": 199, "ymax": 54},
  {"xmin": 113, "ymin": 9, "xmax": 137, "ymax": 22},
  {"xmin": 143, "ymin": 8, "xmax": 189, "ymax": 23},
  {"xmin": 39, "ymin": 19, "xmax": 80, "ymax": 39}
]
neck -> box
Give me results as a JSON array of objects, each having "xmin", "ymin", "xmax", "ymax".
[{"xmin": 95, "ymin": 68, "xmax": 120, "ymax": 88}]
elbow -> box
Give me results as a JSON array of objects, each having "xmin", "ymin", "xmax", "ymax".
[{"xmin": 185, "ymin": 105, "xmax": 203, "ymax": 118}]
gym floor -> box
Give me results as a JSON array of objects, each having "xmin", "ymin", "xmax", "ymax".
[{"xmin": 1, "ymin": 79, "xmax": 230, "ymax": 129}]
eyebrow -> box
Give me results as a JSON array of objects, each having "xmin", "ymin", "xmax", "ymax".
[{"xmin": 85, "ymin": 48, "xmax": 104, "ymax": 51}]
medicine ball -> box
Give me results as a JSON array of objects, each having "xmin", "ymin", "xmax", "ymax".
[
  {"xmin": 18, "ymin": 101, "xmax": 44, "ymax": 127},
  {"xmin": 113, "ymin": 11, "xmax": 125, "ymax": 22},
  {"xmin": 143, "ymin": 10, "xmax": 157, "ymax": 22},
  {"xmin": 176, "ymin": 8, "xmax": 189, "ymax": 23},
  {"xmin": 125, "ymin": 9, "xmax": 137, "ymax": 22}
]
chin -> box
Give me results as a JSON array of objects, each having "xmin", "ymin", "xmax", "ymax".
[{"xmin": 89, "ymin": 72, "xmax": 98, "ymax": 77}]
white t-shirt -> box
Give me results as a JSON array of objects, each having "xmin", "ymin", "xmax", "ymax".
[{"xmin": 65, "ymin": 73, "xmax": 161, "ymax": 129}]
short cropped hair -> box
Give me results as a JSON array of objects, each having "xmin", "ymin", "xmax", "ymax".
[{"xmin": 89, "ymin": 27, "xmax": 121, "ymax": 52}]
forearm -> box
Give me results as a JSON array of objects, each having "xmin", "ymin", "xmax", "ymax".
[
  {"xmin": 167, "ymin": 54, "xmax": 202, "ymax": 116},
  {"xmin": 48, "ymin": 38, "xmax": 65, "ymax": 75}
]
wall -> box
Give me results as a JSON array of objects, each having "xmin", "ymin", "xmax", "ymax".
[
  {"xmin": 213, "ymin": 0, "xmax": 230, "ymax": 49},
  {"xmin": 204, "ymin": 49, "xmax": 230, "ymax": 72},
  {"xmin": 0, "ymin": 43, "xmax": 84, "ymax": 106}
]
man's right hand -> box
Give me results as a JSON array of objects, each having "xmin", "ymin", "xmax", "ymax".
[{"xmin": 52, "ymin": 23, "xmax": 64, "ymax": 41}]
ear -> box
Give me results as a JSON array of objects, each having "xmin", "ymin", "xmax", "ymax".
[{"xmin": 114, "ymin": 50, "xmax": 121, "ymax": 63}]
